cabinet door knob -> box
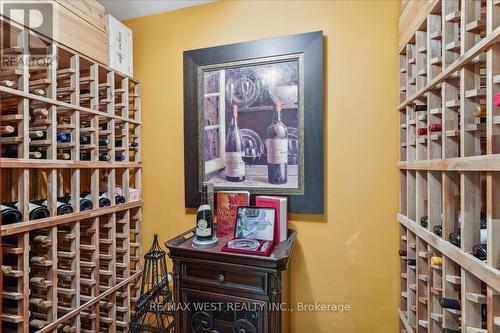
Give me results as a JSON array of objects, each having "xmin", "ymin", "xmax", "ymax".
[{"xmin": 217, "ymin": 273, "xmax": 225, "ymax": 283}]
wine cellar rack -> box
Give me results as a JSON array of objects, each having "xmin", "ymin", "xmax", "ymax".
[
  {"xmin": 398, "ymin": 1, "xmax": 500, "ymax": 333},
  {"xmin": 0, "ymin": 16, "xmax": 142, "ymax": 333}
]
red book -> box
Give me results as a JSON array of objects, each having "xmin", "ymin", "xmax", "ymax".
[
  {"xmin": 216, "ymin": 191, "xmax": 250, "ymax": 238},
  {"xmin": 255, "ymin": 196, "xmax": 288, "ymax": 244}
]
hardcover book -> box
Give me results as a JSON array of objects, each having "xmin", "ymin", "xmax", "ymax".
[
  {"xmin": 216, "ymin": 191, "xmax": 250, "ymax": 238},
  {"xmin": 255, "ymin": 196, "xmax": 288, "ymax": 244}
]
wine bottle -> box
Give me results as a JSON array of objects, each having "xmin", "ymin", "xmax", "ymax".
[
  {"xmin": 30, "ymin": 277, "xmax": 46, "ymax": 285},
  {"xmin": 442, "ymin": 329, "xmax": 461, "ymax": 333},
  {"xmin": 433, "ymin": 225, "xmax": 442, "ymax": 236},
  {"xmin": 195, "ymin": 185, "xmax": 214, "ymax": 241},
  {"xmin": 415, "ymin": 105, "xmax": 427, "ymax": 111},
  {"xmin": 82, "ymin": 192, "xmax": 110, "ymax": 207},
  {"xmin": 266, "ymin": 102, "xmax": 288, "ymax": 184},
  {"xmin": 0, "ymin": 125, "xmax": 14, "ymax": 134},
  {"xmin": 429, "ymin": 123, "xmax": 442, "ymax": 132},
  {"xmin": 29, "ymin": 130, "xmax": 45, "ymax": 139},
  {"xmin": 0, "ymin": 204, "xmax": 23, "ymax": 224},
  {"xmin": 473, "ymin": 105, "xmax": 486, "ymax": 117},
  {"xmin": 225, "ymin": 105, "xmax": 245, "ymax": 182},
  {"xmin": 57, "ymin": 133, "xmax": 70, "ymax": 142},
  {"xmin": 399, "ymin": 250, "xmax": 407, "ymax": 256},
  {"xmin": 472, "ymin": 243, "xmax": 487, "ymax": 261},
  {"xmin": 58, "ymin": 324, "xmax": 72, "ymax": 332},
  {"xmin": 80, "ymin": 152, "xmax": 91, "ymax": 161},
  {"xmin": 29, "ymin": 151, "xmax": 43, "ymax": 159},
  {"xmin": 99, "ymin": 153, "xmax": 111, "ymax": 162},
  {"xmin": 99, "ymin": 138, "xmax": 110, "ymax": 146},
  {"xmin": 441, "ymin": 298, "xmax": 460, "ymax": 310},
  {"xmin": 58, "ymin": 152, "xmax": 71, "ymax": 160},
  {"xmin": 14, "ymin": 202, "xmax": 50, "ymax": 220},
  {"xmin": 115, "ymin": 154, "xmax": 126, "ymax": 161},
  {"xmin": 100, "ymin": 192, "xmax": 126, "ymax": 204},
  {"xmin": 59, "ymin": 194, "xmax": 93, "ymax": 211},
  {"xmin": 449, "ymin": 231, "xmax": 460, "ymax": 247},
  {"xmin": 40, "ymin": 200, "xmax": 73, "ymax": 215},
  {"xmin": 1, "ymin": 265, "xmax": 13, "ymax": 274},
  {"xmin": 32, "ymin": 108, "xmax": 48, "ymax": 118},
  {"xmin": 29, "ymin": 297, "xmax": 45, "ymax": 306},
  {"xmin": 420, "ymin": 216, "xmax": 428, "ymax": 228},
  {"xmin": 29, "ymin": 319, "xmax": 46, "ymax": 329},
  {"xmin": 418, "ymin": 128, "xmax": 427, "ymax": 135},
  {"xmin": 33, "ymin": 235, "xmax": 49, "ymax": 244},
  {"xmin": 0, "ymin": 79, "xmax": 14, "ymax": 87},
  {"xmin": 30, "ymin": 256, "xmax": 47, "ymax": 264},
  {"xmin": 80, "ymin": 136, "xmax": 90, "ymax": 144},
  {"xmin": 32, "ymin": 88, "xmax": 45, "ymax": 96},
  {"xmin": 407, "ymin": 259, "xmax": 416, "ymax": 266},
  {"xmin": 431, "ymin": 256, "xmax": 442, "ymax": 266}
]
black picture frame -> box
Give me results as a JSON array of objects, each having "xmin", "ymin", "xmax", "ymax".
[{"xmin": 184, "ymin": 31, "xmax": 324, "ymax": 214}]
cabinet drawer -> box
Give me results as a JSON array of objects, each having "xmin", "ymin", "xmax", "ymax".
[{"xmin": 181, "ymin": 262, "xmax": 268, "ymax": 295}]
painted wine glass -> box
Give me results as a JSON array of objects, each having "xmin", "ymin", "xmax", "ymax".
[{"xmin": 242, "ymin": 144, "xmax": 261, "ymax": 185}]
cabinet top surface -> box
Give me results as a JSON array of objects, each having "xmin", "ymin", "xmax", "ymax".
[{"xmin": 166, "ymin": 228, "xmax": 297, "ymax": 269}]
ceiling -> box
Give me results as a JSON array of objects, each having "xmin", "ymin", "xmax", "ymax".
[{"xmin": 98, "ymin": 0, "xmax": 215, "ymax": 21}]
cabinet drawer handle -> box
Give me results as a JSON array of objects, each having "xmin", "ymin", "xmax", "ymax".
[{"xmin": 217, "ymin": 273, "xmax": 225, "ymax": 283}]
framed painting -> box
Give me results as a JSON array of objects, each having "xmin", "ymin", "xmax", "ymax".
[{"xmin": 184, "ymin": 31, "xmax": 324, "ymax": 213}]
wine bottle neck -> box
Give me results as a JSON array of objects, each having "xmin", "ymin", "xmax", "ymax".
[
  {"xmin": 201, "ymin": 191, "xmax": 208, "ymax": 205},
  {"xmin": 273, "ymin": 109, "xmax": 282, "ymax": 122}
]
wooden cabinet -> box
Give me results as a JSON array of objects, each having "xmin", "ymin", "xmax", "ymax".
[{"xmin": 166, "ymin": 229, "xmax": 296, "ymax": 333}]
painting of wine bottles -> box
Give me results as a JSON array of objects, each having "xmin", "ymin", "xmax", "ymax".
[{"xmin": 200, "ymin": 55, "xmax": 303, "ymax": 193}]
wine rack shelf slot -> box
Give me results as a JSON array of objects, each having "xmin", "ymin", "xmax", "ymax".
[
  {"xmin": 398, "ymin": 1, "xmax": 500, "ymax": 332},
  {"xmin": 0, "ymin": 14, "xmax": 143, "ymax": 333}
]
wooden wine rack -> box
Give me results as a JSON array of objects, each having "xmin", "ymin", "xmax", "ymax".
[
  {"xmin": 398, "ymin": 1, "xmax": 500, "ymax": 333},
  {"xmin": 0, "ymin": 16, "xmax": 142, "ymax": 333}
]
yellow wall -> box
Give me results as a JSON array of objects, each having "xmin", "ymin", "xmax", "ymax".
[{"xmin": 125, "ymin": 1, "xmax": 399, "ymax": 332}]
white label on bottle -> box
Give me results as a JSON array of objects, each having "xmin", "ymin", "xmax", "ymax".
[
  {"xmin": 225, "ymin": 152, "xmax": 245, "ymax": 177},
  {"xmin": 0, "ymin": 204, "xmax": 13, "ymax": 211},
  {"xmin": 480, "ymin": 228, "xmax": 487, "ymax": 244},
  {"xmin": 266, "ymin": 138, "xmax": 288, "ymax": 164},
  {"xmin": 196, "ymin": 219, "xmax": 211, "ymax": 237}
]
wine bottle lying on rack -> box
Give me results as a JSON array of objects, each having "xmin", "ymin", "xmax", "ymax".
[
  {"xmin": 440, "ymin": 298, "xmax": 460, "ymax": 310},
  {"xmin": 472, "ymin": 243, "xmax": 487, "ymax": 261},
  {"xmin": 39, "ymin": 199, "xmax": 73, "ymax": 215},
  {"xmin": 100, "ymin": 192, "xmax": 126, "ymax": 204},
  {"xmin": 33, "ymin": 235, "xmax": 49, "ymax": 245},
  {"xmin": 1, "ymin": 265, "xmax": 13, "ymax": 274},
  {"xmin": 29, "ymin": 319, "xmax": 46, "ymax": 329},
  {"xmin": 406, "ymin": 259, "xmax": 416, "ymax": 266},
  {"xmin": 399, "ymin": 250, "xmax": 407, "ymax": 256},
  {"xmin": 57, "ymin": 133, "xmax": 70, "ymax": 142},
  {"xmin": 29, "ymin": 130, "xmax": 45, "ymax": 140},
  {"xmin": 420, "ymin": 216, "xmax": 428, "ymax": 227},
  {"xmin": 58, "ymin": 152, "xmax": 71, "ymax": 160},
  {"xmin": 433, "ymin": 225, "xmax": 442, "ymax": 236},
  {"xmin": 115, "ymin": 154, "xmax": 126, "ymax": 161},
  {"xmin": 31, "ymin": 256, "xmax": 47, "ymax": 264},
  {"xmin": 81, "ymin": 192, "xmax": 111, "ymax": 207},
  {"xmin": 80, "ymin": 136, "xmax": 91, "ymax": 144},
  {"xmin": 0, "ymin": 125, "xmax": 14, "ymax": 135},
  {"xmin": 431, "ymin": 256, "xmax": 442, "ymax": 266},
  {"xmin": 57, "ymin": 194, "xmax": 93, "ymax": 211},
  {"xmin": 30, "ymin": 277, "xmax": 46, "ymax": 285},
  {"xmin": 442, "ymin": 329, "xmax": 460, "ymax": 333},
  {"xmin": 449, "ymin": 228, "xmax": 487, "ymax": 247},
  {"xmin": 0, "ymin": 204, "xmax": 23, "ymax": 224},
  {"xmin": 14, "ymin": 202, "xmax": 50, "ymax": 220}
]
